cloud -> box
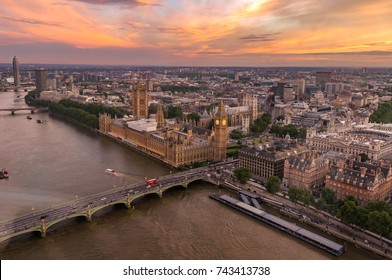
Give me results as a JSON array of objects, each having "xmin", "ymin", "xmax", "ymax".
[
  {"xmin": 2, "ymin": 16, "xmax": 63, "ymax": 27},
  {"xmin": 70, "ymin": 0, "xmax": 163, "ymax": 7},
  {"xmin": 300, "ymin": 50, "xmax": 392, "ymax": 56},
  {"xmin": 239, "ymin": 32, "xmax": 281, "ymax": 42},
  {"xmin": 127, "ymin": 21, "xmax": 151, "ymax": 28}
]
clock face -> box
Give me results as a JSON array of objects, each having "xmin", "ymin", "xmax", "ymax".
[
  {"xmin": 215, "ymin": 119, "xmax": 220, "ymax": 125},
  {"xmin": 222, "ymin": 119, "xmax": 227, "ymax": 126}
]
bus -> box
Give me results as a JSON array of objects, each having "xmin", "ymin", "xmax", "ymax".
[{"xmin": 146, "ymin": 178, "xmax": 158, "ymax": 187}]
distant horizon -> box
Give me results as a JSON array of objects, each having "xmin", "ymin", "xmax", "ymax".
[{"xmin": 0, "ymin": 62, "xmax": 389, "ymax": 70}]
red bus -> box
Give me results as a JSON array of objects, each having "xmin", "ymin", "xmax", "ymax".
[{"xmin": 146, "ymin": 178, "xmax": 157, "ymax": 187}]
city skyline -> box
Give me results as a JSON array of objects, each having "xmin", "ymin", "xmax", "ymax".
[{"xmin": 1, "ymin": 0, "xmax": 392, "ymax": 67}]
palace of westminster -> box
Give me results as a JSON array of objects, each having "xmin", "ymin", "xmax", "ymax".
[{"xmin": 99, "ymin": 82, "xmax": 228, "ymax": 168}]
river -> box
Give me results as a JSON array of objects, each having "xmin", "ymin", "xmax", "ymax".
[{"xmin": 0, "ymin": 91, "xmax": 380, "ymax": 259}]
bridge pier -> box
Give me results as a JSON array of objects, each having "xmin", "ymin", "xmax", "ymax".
[
  {"xmin": 126, "ymin": 194, "xmax": 133, "ymax": 209},
  {"xmin": 86, "ymin": 206, "xmax": 92, "ymax": 222},
  {"xmin": 158, "ymin": 189, "xmax": 163, "ymax": 198},
  {"xmin": 40, "ymin": 219, "xmax": 47, "ymax": 238},
  {"xmin": 31, "ymin": 110, "xmax": 35, "ymax": 114},
  {"xmin": 11, "ymin": 110, "xmax": 15, "ymax": 115}
]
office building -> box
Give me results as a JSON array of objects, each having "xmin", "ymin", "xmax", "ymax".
[
  {"xmin": 35, "ymin": 68, "xmax": 48, "ymax": 98},
  {"xmin": 12, "ymin": 56, "xmax": 20, "ymax": 88}
]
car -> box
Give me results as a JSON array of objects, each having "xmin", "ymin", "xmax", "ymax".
[{"xmin": 101, "ymin": 197, "xmax": 107, "ymax": 201}]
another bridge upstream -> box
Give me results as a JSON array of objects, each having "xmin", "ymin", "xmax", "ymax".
[
  {"xmin": 0, "ymin": 107, "xmax": 48, "ymax": 115},
  {"xmin": 0, "ymin": 166, "xmax": 224, "ymax": 243}
]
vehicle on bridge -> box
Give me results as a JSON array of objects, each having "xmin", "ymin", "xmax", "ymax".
[
  {"xmin": 146, "ymin": 178, "xmax": 158, "ymax": 188},
  {"xmin": 0, "ymin": 168, "xmax": 9, "ymax": 179}
]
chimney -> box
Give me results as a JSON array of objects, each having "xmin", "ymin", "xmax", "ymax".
[
  {"xmin": 338, "ymin": 160, "xmax": 345, "ymax": 171},
  {"xmin": 360, "ymin": 167, "xmax": 367, "ymax": 177}
]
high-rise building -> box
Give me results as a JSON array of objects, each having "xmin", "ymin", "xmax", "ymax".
[
  {"xmin": 297, "ymin": 78, "xmax": 305, "ymax": 97},
  {"xmin": 213, "ymin": 102, "xmax": 228, "ymax": 161},
  {"xmin": 132, "ymin": 82, "xmax": 148, "ymax": 119},
  {"xmin": 315, "ymin": 71, "xmax": 332, "ymax": 91},
  {"xmin": 35, "ymin": 68, "xmax": 47, "ymax": 97},
  {"xmin": 12, "ymin": 56, "xmax": 20, "ymax": 88}
]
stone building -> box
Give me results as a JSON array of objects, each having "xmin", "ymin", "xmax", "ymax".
[
  {"xmin": 239, "ymin": 140, "xmax": 308, "ymax": 183},
  {"xmin": 307, "ymin": 124, "xmax": 392, "ymax": 160},
  {"xmin": 98, "ymin": 102, "xmax": 227, "ymax": 168},
  {"xmin": 325, "ymin": 159, "xmax": 392, "ymax": 206},
  {"xmin": 283, "ymin": 154, "xmax": 329, "ymax": 191},
  {"xmin": 132, "ymin": 82, "xmax": 148, "ymax": 119}
]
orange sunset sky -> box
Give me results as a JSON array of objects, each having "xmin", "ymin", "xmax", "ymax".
[{"xmin": 1, "ymin": 0, "xmax": 392, "ymax": 66}]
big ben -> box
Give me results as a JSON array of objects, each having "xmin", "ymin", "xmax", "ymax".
[{"xmin": 214, "ymin": 102, "xmax": 228, "ymax": 161}]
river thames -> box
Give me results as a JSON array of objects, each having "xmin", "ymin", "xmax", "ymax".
[{"xmin": 0, "ymin": 91, "xmax": 380, "ymax": 259}]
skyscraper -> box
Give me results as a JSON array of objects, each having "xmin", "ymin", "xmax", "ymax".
[
  {"xmin": 35, "ymin": 68, "xmax": 47, "ymax": 98},
  {"xmin": 12, "ymin": 56, "xmax": 20, "ymax": 88},
  {"xmin": 297, "ymin": 78, "xmax": 306, "ymax": 97}
]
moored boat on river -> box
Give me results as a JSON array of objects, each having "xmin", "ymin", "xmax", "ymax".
[{"xmin": 0, "ymin": 168, "xmax": 9, "ymax": 179}]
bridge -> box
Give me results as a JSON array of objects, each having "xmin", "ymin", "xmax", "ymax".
[
  {"xmin": 0, "ymin": 164, "xmax": 229, "ymax": 243},
  {"xmin": 0, "ymin": 107, "xmax": 48, "ymax": 115}
]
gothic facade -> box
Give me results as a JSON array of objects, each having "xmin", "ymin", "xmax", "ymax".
[{"xmin": 98, "ymin": 104, "xmax": 227, "ymax": 168}]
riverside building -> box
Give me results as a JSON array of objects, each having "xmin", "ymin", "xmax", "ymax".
[{"xmin": 99, "ymin": 102, "xmax": 228, "ymax": 168}]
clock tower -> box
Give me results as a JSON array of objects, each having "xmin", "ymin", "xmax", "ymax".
[{"xmin": 214, "ymin": 102, "xmax": 228, "ymax": 161}]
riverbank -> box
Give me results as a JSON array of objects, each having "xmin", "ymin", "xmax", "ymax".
[{"xmin": 240, "ymin": 182, "xmax": 392, "ymax": 259}]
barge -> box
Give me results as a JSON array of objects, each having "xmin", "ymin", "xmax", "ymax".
[{"xmin": 210, "ymin": 193, "xmax": 344, "ymax": 256}]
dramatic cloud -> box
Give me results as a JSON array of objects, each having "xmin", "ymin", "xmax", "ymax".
[
  {"xmin": 1, "ymin": 0, "xmax": 392, "ymax": 66},
  {"xmin": 2, "ymin": 16, "xmax": 63, "ymax": 27},
  {"xmin": 239, "ymin": 33, "xmax": 281, "ymax": 42},
  {"xmin": 70, "ymin": 0, "xmax": 163, "ymax": 7}
]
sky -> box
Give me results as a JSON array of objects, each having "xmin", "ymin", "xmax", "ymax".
[{"xmin": 1, "ymin": 0, "xmax": 392, "ymax": 67}]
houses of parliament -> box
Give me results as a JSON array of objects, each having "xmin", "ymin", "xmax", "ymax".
[{"xmin": 99, "ymin": 82, "xmax": 228, "ymax": 168}]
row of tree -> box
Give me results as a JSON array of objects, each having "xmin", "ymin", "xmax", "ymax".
[
  {"xmin": 231, "ymin": 167, "xmax": 392, "ymax": 238},
  {"xmin": 24, "ymin": 91, "xmax": 129, "ymax": 129},
  {"xmin": 269, "ymin": 124, "xmax": 307, "ymax": 139},
  {"xmin": 250, "ymin": 113, "xmax": 271, "ymax": 134},
  {"xmin": 288, "ymin": 185, "xmax": 392, "ymax": 238}
]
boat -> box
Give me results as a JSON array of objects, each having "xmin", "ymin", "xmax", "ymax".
[
  {"xmin": 0, "ymin": 168, "xmax": 9, "ymax": 179},
  {"xmin": 27, "ymin": 116, "xmax": 32, "ymax": 120},
  {"xmin": 105, "ymin": 169, "xmax": 117, "ymax": 175}
]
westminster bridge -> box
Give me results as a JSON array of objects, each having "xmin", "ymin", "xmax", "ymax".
[{"xmin": 0, "ymin": 163, "xmax": 233, "ymax": 243}]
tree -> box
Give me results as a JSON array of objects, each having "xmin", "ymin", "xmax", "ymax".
[
  {"xmin": 288, "ymin": 186, "xmax": 314, "ymax": 205},
  {"xmin": 250, "ymin": 113, "xmax": 271, "ymax": 134},
  {"xmin": 367, "ymin": 211, "xmax": 392, "ymax": 237},
  {"xmin": 322, "ymin": 188, "xmax": 336, "ymax": 205},
  {"xmin": 359, "ymin": 153, "xmax": 368, "ymax": 162},
  {"xmin": 276, "ymin": 115, "xmax": 285, "ymax": 121},
  {"xmin": 187, "ymin": 112, "xmax": 200, "ymax": 126},
  {"xmin": 265, "ymin": 176, "xmax": 281, "ymax": 194},
  {"xmin": 233, "ymin": 167, "xmax": 251, "ymax": 184},
  {"xmin": 230, "ymin": 129, "xmax": 244, "ymax": 139},
  {"xmin": 148, "ymin": 103, "xmax": 158, "ymax": 116},
  {"xmin": 167, "ymin": 105, "xmax": 183, "ymax": 119},
  {"xmin": 339, "ymin": 200, "xmax": 358, "ymax": 225}
]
